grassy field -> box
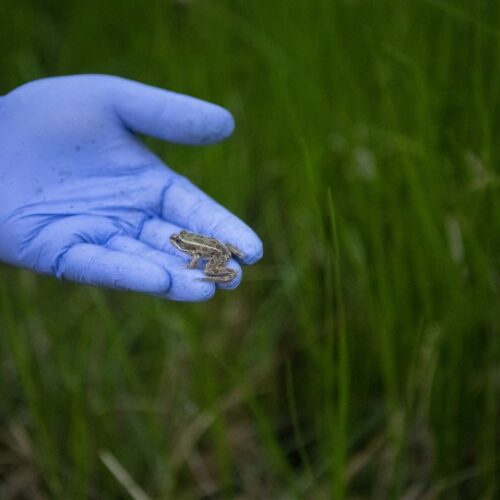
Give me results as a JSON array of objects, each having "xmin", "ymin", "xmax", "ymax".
[{"xmin": 1, "ymin": 0, "xmax": 499, "ymax": 498}]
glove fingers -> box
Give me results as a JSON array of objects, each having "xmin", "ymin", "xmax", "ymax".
[
  {"xmin": 161, "ymin": 177, "xmax": 263, "ymax": 265},
  {"xmin": 111, "ymin": 77, "xmax": 234, "ymax": 146},
  {"xmin": 56, "ymin": 243, "xmax": 171, "ymax": 295},
  {"xmin": 105, "ymin": 235, "xmax": 217, "ymax": 300},
  {"xmin": 139, "ymin": 218, "xmax": 242, "ymax": 290}
]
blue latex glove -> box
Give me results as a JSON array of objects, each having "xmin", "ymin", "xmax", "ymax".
[{"xmin": 0, "ymin": 75, "xmax": 262, "ymax": 301}]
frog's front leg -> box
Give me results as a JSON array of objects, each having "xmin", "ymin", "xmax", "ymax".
[{"xmin": 188, "ymin": 254, "xmax": 201, "ymax": 269}]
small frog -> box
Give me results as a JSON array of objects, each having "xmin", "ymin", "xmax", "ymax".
[{"xmin": 170, "ymin": 230, "xmax": 245, "ymax": 283}]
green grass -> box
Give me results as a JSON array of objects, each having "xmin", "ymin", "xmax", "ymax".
[{"xmin": 1, "ymin": 0, "xmax": 500, "ymax": 498}]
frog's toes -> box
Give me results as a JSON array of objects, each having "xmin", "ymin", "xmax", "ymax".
[{"xmin": 226, "ymin": 243, "xmax": 245, "ymax": 260}]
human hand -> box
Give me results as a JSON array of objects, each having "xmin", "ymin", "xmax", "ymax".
[{"xmin": 0, "ymin": 75, "xmax": 262, "ymax": 301}]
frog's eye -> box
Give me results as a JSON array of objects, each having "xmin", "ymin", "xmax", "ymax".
[{"xmin": 180, "ymin": 230, "xmax": 188, "ymax": 236}]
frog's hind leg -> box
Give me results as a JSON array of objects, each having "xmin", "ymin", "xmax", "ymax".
[
  {"xmin": 202, "ymin": 256, "xmax": 236, "ymax": 283},
  {"xmin": 188, "ymin": 254, "xmax": 201, "ymax": 269},
  {"xmin": 199, "ymin": 268, "xmax": 237, "ymax": 283},
  {"xmin": 225, "ymin": 243, "xmax": 245, "ymax": 260}
]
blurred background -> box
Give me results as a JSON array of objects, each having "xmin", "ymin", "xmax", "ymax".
[{"xmin": 1, "ymin": 0, "xmax": 499, "ymax": 498}]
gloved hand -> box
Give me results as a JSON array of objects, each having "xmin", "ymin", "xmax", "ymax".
[{"xmin": 0, "ymin": 75, "xmax": 262, "ymax": 301}]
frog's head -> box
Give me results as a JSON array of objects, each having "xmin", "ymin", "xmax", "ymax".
[
  {"xmin": 169, "ymin": 232, "xmax": 183, "ymax": 250},
  {"xmin": 170, "ymin": 230, "xmax": 192, "ymax": 249}
]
